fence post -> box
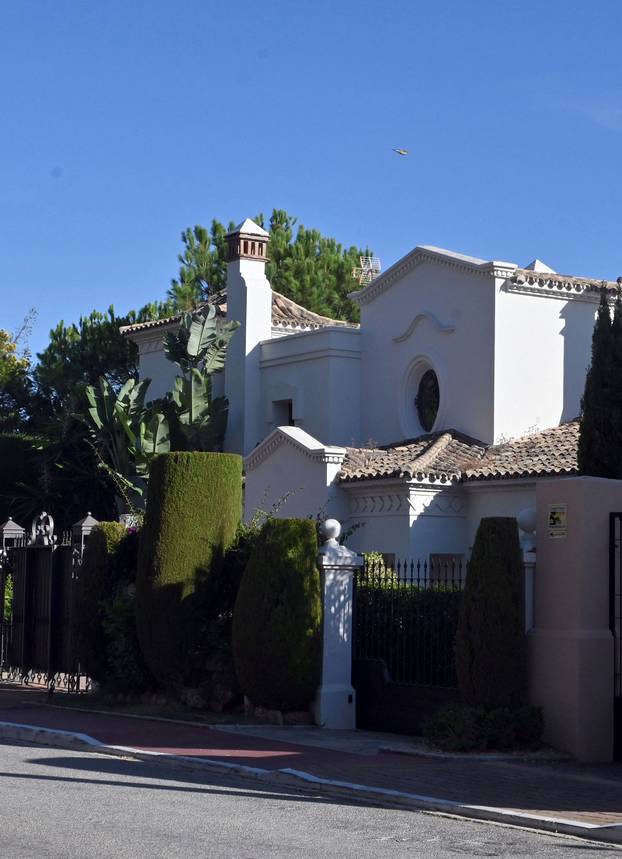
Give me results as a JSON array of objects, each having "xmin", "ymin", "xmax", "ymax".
[{"xmin": 314, "ymin": 519, "xmax": 363, "ymax": 730}]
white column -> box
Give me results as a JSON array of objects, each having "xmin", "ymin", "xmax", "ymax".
[{"xmin": 314, "ymin": 519, "xmax": 363, "ymax": 730}]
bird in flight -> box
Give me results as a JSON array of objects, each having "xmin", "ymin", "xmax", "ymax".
[{"xmin": 392, "ymin": 148, "xmax": 409, "ymax": 156}]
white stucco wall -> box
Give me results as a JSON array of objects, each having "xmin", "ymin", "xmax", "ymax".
[
  {"xmin": 358, "ymin": 260, "xmax": 498, "ymax": 446},
  {"xmin": 243, "ymin": 428, "xmax": 347, "ymax": 523},
  {"xmin": 493, "ymin": 287, "xmax": 595, "ymax": 441},
  {"xmin": 259, "ymin": 328, "xmax": 361, "ymax": 447},
  {"xmin": 464, "ymin": 480, "xmax": 536, "ymax": 552}
]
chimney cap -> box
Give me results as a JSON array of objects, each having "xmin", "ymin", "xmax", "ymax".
[{"xmin": 226, "ymin": 218, "xmax": 269, "ymax": 239}]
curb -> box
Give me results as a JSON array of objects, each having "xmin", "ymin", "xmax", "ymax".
[{"xmin": 1, "ymin": 720, "xmax": 622, "ymax": 847}]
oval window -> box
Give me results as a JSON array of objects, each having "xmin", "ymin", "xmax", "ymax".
[{"xmin": 415, "ymin": 369, "xmax": 439, "ymax": 432}]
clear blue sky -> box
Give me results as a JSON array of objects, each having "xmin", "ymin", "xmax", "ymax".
[{"xmin": 2, "ymin": 0, "xmax": 622, "ymax": 356}]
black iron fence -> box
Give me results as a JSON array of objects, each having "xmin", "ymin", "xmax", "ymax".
[
  {"xmin": 353, "ymin": 555, "xmax": 465, "ymax": 689},
  {"xmin": 0, "ymin": 532, "xmax": 88, "ymax": 694}
]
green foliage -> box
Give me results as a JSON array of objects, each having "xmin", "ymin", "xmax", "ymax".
[
  {"xmin": 163, "ymin": 306, "xmax": 239, "ymax": 452},
  {"xmin": 424, "ymin": 703, "xmax": 544, "ymax": 752},
  {"xmin": 0, "ymin": 327, "xmax": 31, "ymax": 432},
  {"xmin": 232, "ymin": 518, "xmax": 322, "ymax": 711},
  {"xmin": 34, "ymin": 302, "xmax": 174, "ymax": 421},
  {"xmin": 424, "ymin": 703, "xmax": 490, "ymax": 752},
  {"xmin": 136, "ymin": 452, "xmax": 242, "ymax": 687},
  {"xmin": 456, "ymin": 517, "xmax": 526, "ymax": 711},
  {"xmin": 3, "ymin": 573, "xmax": 13, "ymax": 621},
  {"xmin": 76, "ymin": 522, "xmax": 128, "ymax": 682},
  {"xmin": 578, "ymin": 288, "xmax": 616, "ymax": 477},
  {"xmin": 166, "ymin": 209, "xmax": 369, "ymax": 322},
  {"xmin": 101, "ymin": 590, "xmax": 153, "ymax": 694}
]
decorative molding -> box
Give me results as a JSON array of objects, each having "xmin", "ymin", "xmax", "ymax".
[
  {"xmin": 407, "ymin": 487, "xmax": 466, "ymax": 517},
  {"xmin": 138, "ymin": 335, "xmax": 168, "ymax": 355},
  {"xmin": 244, "ymin": 427, "xmax": 346, "ymax": 473},
  {"xmin": 393, "ymin": 312, "xmax": 456, "ymax": 343},
  {"xmin": 348, "ymin": 493, "xmax": 408, "ymax": 516},
  {"xmin": 505, "ymin": 272, "xmax": 619, "ymax": 305},
  {"xmin": 350, "ymin": 247, "xmax": 517, "ymax": 307}
]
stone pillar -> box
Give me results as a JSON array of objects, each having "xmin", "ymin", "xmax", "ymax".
[{"xmin": 314, "ymin": 519, "xmax": 363, "ymax": 730}]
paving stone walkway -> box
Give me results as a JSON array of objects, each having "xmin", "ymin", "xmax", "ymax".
[{"xmin": 1, "ymin": 687, "xmax": 621, "ymax": 835}]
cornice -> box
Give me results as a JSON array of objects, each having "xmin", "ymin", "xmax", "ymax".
[
  {"xmin": 350, "ymin": 248, "xmax": 517, "ymax": 307},
  {"xmin": 506, "ymin": 271, "xmax": 619, "ymax": 304}
]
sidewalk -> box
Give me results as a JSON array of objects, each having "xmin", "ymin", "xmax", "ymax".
[{"xmin": 1, "ymin": 686, "xmax": 622, "ymax": 846}]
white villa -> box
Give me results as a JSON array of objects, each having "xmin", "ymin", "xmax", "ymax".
[{"xmin": 122, "ymin": 218, "xmax": 612, "ymax": 562}]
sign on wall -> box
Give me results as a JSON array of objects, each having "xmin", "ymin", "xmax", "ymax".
[{"xmin": 548, "ymin": 503, "xmax": 567, "ymax": 539}]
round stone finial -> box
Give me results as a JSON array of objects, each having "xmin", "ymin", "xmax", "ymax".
[{"xmin": 321, "ymin": 518, "xmax": 341, "ymax": 543}]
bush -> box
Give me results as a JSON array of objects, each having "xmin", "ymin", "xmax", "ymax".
[
  {"xmin": 456, "ymin": 517, "xmax": 526, "ymax": 711},
  {"xmin": 423, "ymin": 703, "xmax": 489, "ymax": 752},
  {"xmin": 424, "ymin": 703, "xmax": 544, "ymax": 752},
  {"xmin": 3, "ymin": 573, "xmax": 13, "ymax": 621},
  {"xmin": 101, "ymin": 590, "xmax": 153, "ymax": 694},
  {"xmin": 76, "ymin": 521, "xmax": 127, "ymax": 682},
  {"xmin": 233, "ymin": 518, "xmax": 322, "ymax": 711},
  {"xmin": 136, "ymin": 452, "xmax": 242, "ymax": 687}
]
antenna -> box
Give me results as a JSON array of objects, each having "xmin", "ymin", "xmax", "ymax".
[{"xmin": 352, "ymin": 255, "xmax": 381, "ymax": 286}]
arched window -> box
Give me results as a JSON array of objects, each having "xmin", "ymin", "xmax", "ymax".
[{"xmin": 415, "ymin": 369, "xmax": 439, "ymax": 432}]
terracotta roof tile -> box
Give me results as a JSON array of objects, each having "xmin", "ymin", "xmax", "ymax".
[
  {"xmin": 120, "ymin": 290, "xmax": 357, "ymax": 336},
  {"xmin": 339, "ymin": 421, "xmax": 580, "ymax": 484}
]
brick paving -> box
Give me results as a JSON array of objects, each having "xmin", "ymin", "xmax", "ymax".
[{"xmin": 1, "ymin": 688, "xmax": 622, "ymax": 829}]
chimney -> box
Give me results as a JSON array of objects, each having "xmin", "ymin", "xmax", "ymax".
[{"xmin": 223, "ymin": 218, "xmax": 272, "ymax": 456}]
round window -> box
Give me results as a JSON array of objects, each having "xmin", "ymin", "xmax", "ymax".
[{"xmin": 415, "ymin": 369, "xmax": 439, "ymax": 432}]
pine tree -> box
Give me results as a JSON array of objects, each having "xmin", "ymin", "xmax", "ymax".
[{"xmin": 578, "ymin": 288, "xmax": 614, "ymax": 477}]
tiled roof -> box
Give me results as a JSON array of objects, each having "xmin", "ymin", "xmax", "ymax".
[
  {"xmin": 340, "ymin": 431, "xmax": 487, "ymax": 483},
  {"xmin": 339, "ymin": 421, "xmax": 580, "ymax": 484},
  {"xmin": 465, "ymin": 420, "xmax": 579, "ymax": 481},
  {"xmin": 120, "ymin": 290, "xmax": 357, "ymax": 336}
]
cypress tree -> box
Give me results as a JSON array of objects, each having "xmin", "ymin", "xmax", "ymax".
[
  {"xmin": 456, "ymin": 517, "xmax": 526, "ymax": 711},
  {"xmin": 578, "ymin": 288, "xmax": 614, "ymax": 477}
]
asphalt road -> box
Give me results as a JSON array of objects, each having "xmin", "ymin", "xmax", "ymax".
[{"xmin": 0, "ymin": 740, "xmax": 619, "ymax": 858}]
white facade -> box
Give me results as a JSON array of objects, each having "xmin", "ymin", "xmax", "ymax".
[{"xmin": 125, "ymin": 218, "xmax": 610, "ymax": 562}]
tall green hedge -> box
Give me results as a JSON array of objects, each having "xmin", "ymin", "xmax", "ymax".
[
  {"xmin": 232, "ymin": 518, "xmax": 322, "ymax": 711},
  {"xmin": 136, "ymin": 451, "xmax": 242, "ymax": 686},
  {"xmin": 76, "ymin": 521, "xmax": 127, "ymax": 682},
  {"xmin": 456, "ymin": 517, "xmax": 526, "ymax": 711}
]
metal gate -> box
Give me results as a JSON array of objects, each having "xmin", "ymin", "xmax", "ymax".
[
  {"xmin": 352, "ymin": 556, "xmax": 464, "ymax": 734},
  {"xmin": 1, "ymin": 537, "xmax": 86, "ymax": 694},
  {"xmin": 610, "ymin": 513, "xmax": 622, "ymax": 761}
]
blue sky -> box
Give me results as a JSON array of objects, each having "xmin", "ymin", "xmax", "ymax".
[{"xmin": 2, "ymin": 0, "xmax": 622, "ymax": 356}]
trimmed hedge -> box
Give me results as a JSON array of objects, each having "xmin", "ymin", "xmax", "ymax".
[
  {"xmin": 232, "ymin": 518, "xmax": 322, "ymax": 711},
  {"xmin": 456, "ymin": 517, "xmax": 526, "ymax": 711},
  {"xmin": 424, "ymin": 703, "xmax": 544, "ymax": 752},
  {"xmin": 136, "ymin": 452, "xmax": 242, "ymax": 686},
  {"xmin": 76, "ymin": 521, "xmax": 127, "ymax": 682}
]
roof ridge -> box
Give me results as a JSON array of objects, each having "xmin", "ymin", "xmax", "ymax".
[{"xmin": 410, "ymin": 432, "xmax": 454, "ymax": 473}]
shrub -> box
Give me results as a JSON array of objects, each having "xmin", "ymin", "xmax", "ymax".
[
  {"xmin": 76, "ymin": 521, "xmax": 127, "ymax": 682},
  {"xmin": 136, "ymin": 451, "xmax": 242, "ymax": 687},
  {"xmin": 424, "ymin": 703, "xmax": 544, "ymax": 752},
  {"xmin": 456, "ymin": 517, "xmax": 526, "ymax": 711},
  {"xmin": 101, "ymin": 590, "xmax": 153, "ymax": 694},
  {"xmin": 423, "ymin": 703, "xmax": 489, "ymax": 752},
  {"xmin": 233, "ymin": 518, "xmax": 322, "ymax": 711},
  {"xmin": 3, "ymin": 573, "xmax": 13, "ymax": 621}
]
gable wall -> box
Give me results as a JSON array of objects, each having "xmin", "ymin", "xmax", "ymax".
[{"xmin": 358, "ymin": 261, "xmax": 497, "ymax": 445}]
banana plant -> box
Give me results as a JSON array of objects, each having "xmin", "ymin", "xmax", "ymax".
[
  {"xmin": 169, "ymin": 370, "xmax": 228, "ymax": 451},
  {"xmin": 163, "ymin": 305, "xmax": 240, "ymax": 373},
  {"xmin": 83, "ymin": 376, "xmax": 170, "ymax": 501}
]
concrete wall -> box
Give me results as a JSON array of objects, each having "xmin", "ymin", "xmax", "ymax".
[
  {"xmin": 464, "ymin": 481, "xmax": 536, "ymax": 554},
  {"xmin": 494, "ymin": 288, "xmax": 595, "ymax": 442},
  {"xmin": 359, "ymin": 260, "xmax": 497, "ymax": 445},
  {"xmin": 259, "ymin": 328, "xmax": 361, "ymax": 447},
  {"xmin": 529, "ymin": 476, "xmax": 619, "ymax": 762}
]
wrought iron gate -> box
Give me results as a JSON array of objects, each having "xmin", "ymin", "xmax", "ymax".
[
  {"xmin": 610, "ymin": 513, "xmax": 622, "ymax": 761},
  {"xmin": 1, "ymin": 537, "xmax": 86, "ymax": 693},
  {"xmin": 352, "ymin": 556, "xmax": 464, "ymax": 734}
]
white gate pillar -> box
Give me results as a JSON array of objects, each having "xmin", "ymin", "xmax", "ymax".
[{"xmin": 314, "ymin": 519, "xmax": 363, "ymax": 730}]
